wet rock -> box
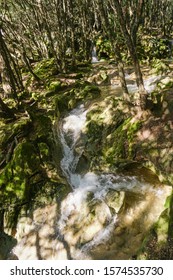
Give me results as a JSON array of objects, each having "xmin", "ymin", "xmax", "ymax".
[
  {"xmin": 105, "ymin": 190, "xmax": 125, "ymax": 213},
  {"xmin": 157, "ymin": 76, "xmax": 173, "ymax": 89},
  {"xmin": 0, "ymin": 232, "xmax": 17, "ymax": 260},
  {"xmin": 55, "ymin": 81, "xmax": 100, "ymax": 113}
]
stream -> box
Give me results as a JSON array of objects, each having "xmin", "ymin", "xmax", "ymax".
[
  {"xmin": 13, "ymin": 75, "xmax": 172, "ymax": 260},
  {"xmin": 56, "ymin": 76, "xmax": 171, "ymax": 259}
]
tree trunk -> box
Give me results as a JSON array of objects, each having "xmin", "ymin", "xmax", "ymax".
[
  {"xmin": 0, "ymin": 29, "xmax": 24, "ymax": 99},
  {"xmin": 22, "ymin": 50, "xmax": 41, "ymax": 82},
  {"xmin": 96, "ymin": 0, "xmax": 129, "ymax": 100},
  {"xmin": 112, "ymin": 43, "xmax": 129, "ymax": 101},
  {"xmin": 113, "ymin": 0, "xmax": 147, "ymax": 108},
  {"xmin": 0, "ymin": 209, "xmax": 4, "ymax": 232}
]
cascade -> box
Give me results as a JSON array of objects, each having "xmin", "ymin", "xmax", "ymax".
[
  {"xmin": 127, "ymin": 75, "xmax": 162, "ymax": 93},
  {"xmin": 57, "ymin": 92, "xmax": 170, "ymax": 259},
  {"xmin": 91, "ymin": 46, "xmax": 99, "ymax": 63},
  {"xmin": 13, "ymin": 75, "xmax": 171, "ymax": 260}
]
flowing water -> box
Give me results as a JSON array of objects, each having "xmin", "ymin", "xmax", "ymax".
[
  {"xmin": 56, "ymin": 94, "xmax": 171, "ymax": 259},
  {"xmin": 91, "ymin": 46, "xmax": 99, "ymax": 63},
  {"xmin": 127, "ymin": 74, "xmax": 162, "ymax": 93},
  {"xmin": 13, "ymin": 75, "xmax": 171, "ymax": 260}
]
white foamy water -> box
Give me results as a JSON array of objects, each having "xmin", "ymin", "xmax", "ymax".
[
  {"xmin": 144, "ymin": 75, "xmax": 162, "ymax": 93},
  {"xmin": 60, "ymin": 105, "xmax": 88, "ymax": 183},
  {"xmin": 91, "ymin": 46, "xmax": 99, "ymax": 63},
  {"xmin": 127, "ymin": 75, "xmax": 162, "ymax": 93}
]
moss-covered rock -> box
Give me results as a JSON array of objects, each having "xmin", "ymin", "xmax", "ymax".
[
  {"xmin": 105, "ymin": 190, "xmax": 125, "ymax": 213},
  {"xmin": 102, "ymin": 121, "xmax": 128, "ymax": 164},
  {"xmin": 55, "ymin": 81, "xmax": 100, "ymax": 113},
  {"xmin": 136, "ymin": 191, "xmax": 173, "ymax": 260},
  {"xmin": 0, "ymin": 91, "xmax": 70, "ymax": 234},
  {"xmin": 84, "ymin": 99, "xmax": 142, "ymax": 170},
  {"xmin": 34, "ymin": 58, "xmax": 58, "ymax": 79},
  {"xmin": 0, "ymin": 232, "xmax": 17, "ymax": 260},
  {"xmin": 0, "ymin": 141, "xmax": 41, "ymax": 227},
  {"xmin": 47, "ymin": 80, "xmax": 62, "ymax": 92},
  {"xmin": 155, "ymin": 208, "xmax": 169, "ymax": 244},
  {"xmin": 31, "ymin": 113, "xmax": 52, "ymax": 141}
]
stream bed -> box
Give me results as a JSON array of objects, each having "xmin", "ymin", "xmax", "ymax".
[
  {"xmin": 13, "ymin": 75, "xmax": 172, "ymax": 260},
  {"xmin": 56, "ymin": 103, "xmax": 171, "ymax": 260}
]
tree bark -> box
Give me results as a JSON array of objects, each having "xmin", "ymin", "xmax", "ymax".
[
  {"xmin": 22, "ymin": 50, "xmax": 41, "ymax": 82},
  {"xmin": 0, "ymin": 28, "xmax": 24, "ymax": 99},
  {"xmin": 96, "ymin": 0, "xmax": 129, "ymax": 100},
  {"xmin": 113, "ymin": 0, "xmax": 147, "ymax": 108}
]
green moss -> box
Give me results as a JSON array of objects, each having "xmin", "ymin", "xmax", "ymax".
[
  {"xmin": 31, "ymin": 113, "xmax": 52, "ymax": 141},
  {"xmin": 38, "ymin": 142, "xmax": 49, "ymax": 161},
  {"xmin": 55, "ymin": 81, "xmax": 100, "ymax": 113},
  {"xmin": 155, "ymin": 209, "xmax": 169, "ymax": 244},
  {"xmin": 47, "ymin": 81, "xmax": 62, "ymax": 92},
  {"xmin": 103, "ymin": 122, "xmax": 127, "ymax": 164},
  {"xmin": 102, "ymin": 118, "xmax": 141, "ymax": 164},
  {"xmin": 0, "ymin": 135, "xmax": 69, "ymax": 229},
  {"xmin": 0, "ymin": 118, "xmax": 31, "ymax": 148},
  {"xmin": 34, "ymin": 58, "xmax": 58, "ymax": 79},
  {"xmin": 127, "ymin": 120, "xmax": 142, "ymax": 158},
  {"xmin": 136, "ymin": 190, "xmax": 173, "ymax": 260},
  {"xmin": 85, "ymin": 108, "xmax": 142, "ymax": 169},
  {"xmin": 0, "ymin": 142, "xmax": 40, "ymax": 192}
]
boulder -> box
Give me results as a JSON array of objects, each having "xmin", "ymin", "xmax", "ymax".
[{"xmin": 0, "ymin": 232, "xmax": 17, "ymax": 260}]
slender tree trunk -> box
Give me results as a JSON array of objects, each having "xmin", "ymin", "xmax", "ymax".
[
  {"xmin": 0, "ymin": 29, "xmax": 24, "ymax": 99},
  {"xmin": 113, "ymin": 0, "xmax": 147, "ymax": 108},
  {"xmin": 96, "ymin": 0, "xmax": 129, "ymax": 100},
  {"xmin": 0, "ymin": 209, "xmax": 4, "ymax": 232},
  {"xmin": 117, "ymin": 60, "xmax": 130, "ymax": 102},
  {"xmin": 22, "ymin": 50, "xmax": 41, "ymax": 82},
  {"xmin": 112, "ymin": 42, "xmax": 129, "ymax": 101},
  {"xmin": 0, "ymin": 31, "xmax": 17, "ymax": 98}
]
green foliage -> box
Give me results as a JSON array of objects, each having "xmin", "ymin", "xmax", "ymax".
[
  {"xmin": 96, "ymin": 37, "xmax": 113, "ymax": 59},
  {"xmin": 150, "ymin": 59, "xmax": 170, "ymax": 75},
  {"xmin": 138, "ymin": 37, "xmax": 170, "ymax": 61},
  {"xmin": 46, "ymin": 80, "xmax": 62, "ymax": 92}
]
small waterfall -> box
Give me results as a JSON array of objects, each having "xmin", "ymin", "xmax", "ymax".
[
  {"xmin": 91, "ymin": 46, "xmax": 99, "ymax": 63},
  {"xmin": 127, "ymin": 75, "xmax": 162, "ymax": 93},
  {"xmin": 13, "ymin": 81, "xmax": 172, "ymax": 260},
  {"xmin": 60, "ymin": 104, "xmax": 88, "ymax": 187},
  {"xmin": 57, "ymin": 100, "xmax": 170, "ymax": 260}
]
